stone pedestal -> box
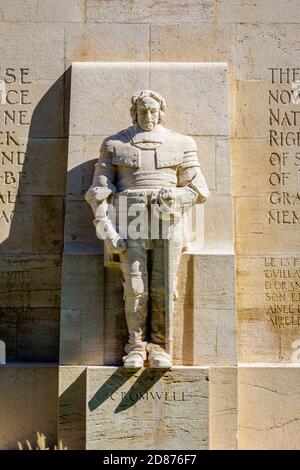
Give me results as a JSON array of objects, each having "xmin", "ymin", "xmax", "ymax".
[
  {"xmin": 59, "ymin": 365, "xmax": 240, "ymax": 450},
  {"xmin": 59, "ymin": 366, "xmax": 210, "ymax": 450}
]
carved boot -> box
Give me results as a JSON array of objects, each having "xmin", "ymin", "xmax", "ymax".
[
  {"xmin": 147, "ymin": 343, "xmax": 172, "ymax": 368},
  {"xmin": 123, "ymin": 330, "xmax": 147, "ymax": 368}
]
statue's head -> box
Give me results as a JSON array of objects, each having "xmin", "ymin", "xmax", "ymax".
[{"xmin": 130, "ymin": 90, "xmax": 166, "ymax": 131}]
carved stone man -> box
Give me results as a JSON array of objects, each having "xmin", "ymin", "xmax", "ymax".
[{"xmin": 86, "ymin": 90, "xmax": 209, "ymax": 368}]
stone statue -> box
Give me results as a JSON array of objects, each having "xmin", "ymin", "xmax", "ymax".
[{"xmin": 86, "ymin": 90, "xmax": 209, "ymax": 368}]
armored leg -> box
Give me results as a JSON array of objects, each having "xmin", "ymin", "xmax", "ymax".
[
  {"xmin": 119, "ymin": 239, "xmax": 148, "ymax": 367},
  {"xmin": 149, "ymin": 238, "xmax": 183, "ymax": 366}
]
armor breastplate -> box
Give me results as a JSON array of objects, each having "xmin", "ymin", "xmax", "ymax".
[{"xmin": 111, "ymin": 125, "xmax": 185, "ymax": 170}]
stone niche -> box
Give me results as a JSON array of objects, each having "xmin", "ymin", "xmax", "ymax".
[{"xmin": 58, "ymin": 62, "xmax": 236, "ymax": 449}]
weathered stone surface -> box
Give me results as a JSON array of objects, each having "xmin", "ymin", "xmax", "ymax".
[
  {"xmin": 235, "ymin": 196, "xmax": 300, "ymax": 255},
  {"xmin": 236, "ymin": 24, "xmax": 300, "ymax": 81},
  {"xmin": 216, "ymin": 138, "xmax": 231, "ymax": 194},
  {"xmin": 194, "ymin": 254, "xmax": 236, "ymax": 310},
  {"xmin": 65, "ymin": 24, "xmax": 150, "ymax": 68},
  {"xmin": 210, "ymin": 366, "xmax": 237, "ymax": 450},
  {"xmin": 0, "ymin": 255, "xmax": 61, "ymax": 361},
  {"xmin": 60, "ymin": 254, "xmax": 104, "ymax": 365},
  {"xmin": 194, "ymin": 255, "xmax": 236, "ymax": 365},
  {"xmin": 59, "ymin": 366, "xmax": 86, "ymax": 450},
  {"xmin": 238, "ymin": 365, "xmax": 300, "ymax": 450},
  {"xmin": 0, "ymin": 195, "xmax": 64, "ymax": 254},
  {"xmin": 0, "ymin": 0, "xmax": 85, "ymax": 22},
  {"xmin": 0, "ymin": 138, "xmax": 67, "ymax": 196},
  {"xmin": 232, "ymin": 139, "xmax": 270, "ymax": 197},
  {"xmin": 0, "ymin": 79, "xmax": 64, "ymax": 138},
  {"xmin": 64, "ymin": 198, "xmax": 99, "ymax": 250},
  {"xmin": 59, "ymin": 366, "xmax": 209, "ymax": 450},
  {"xmin": 0, "ymin": 255, "xmax": 61, "ymax": 307},
  {"xmin": 86, "ymin": 366, "xmax": 209, "ymax": 450},
  {"xmin": 69, "ymin": 63, "xmax": 149, "ymax": 136},
  {"xmin": 69, "ymin": 62, "xmax": 228, "ymax": 137},
  {"xmin": 151, "ymin": 23, "xmax": 234, "ymax": 65},
  {"xmin": 0, "ymin": 365, "xmax": 58, "ymax": 450},
  {"xmin": 237, "ymin": 255, "xmax": 300, "ymax": 363},
  {"xmin": 150, "ymin": 63, "xmax": 229, "ymax": 136},
  {"xmin": 234, "ymin": 80, "xmax": 268, "ymax": 139},
  {"xmin": 0, "ymin": 24, "xmax": 64, "ymax": 80},
  {"xmin": 194, "ymin": 136, "xmax": 216, "ymax": 191},
  {"xmin": 86, "ymin": 0, "xmax": 215, "ymax": 23},
  {"xmin": 216, "ymin": 0, "xmax": 300, "ymax": 24},
  {"xmin": 201, "ymin": 193, "xmax": 233, "ymax": 252}
]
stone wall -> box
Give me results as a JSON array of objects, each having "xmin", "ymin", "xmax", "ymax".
[{"xmin": 1, "ymin": 0, "xmax": 300, "ymax": 450}]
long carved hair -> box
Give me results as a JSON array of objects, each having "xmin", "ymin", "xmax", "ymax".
[{"xmin": 130, "ymin": 90, "xmax": 166, "ymax": 124}]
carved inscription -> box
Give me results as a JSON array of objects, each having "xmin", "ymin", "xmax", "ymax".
[
  {"xmin": 265, "ymin": 257, "xmax": 300, "ymax": 327},
  {"xmin": 268, "ymin": 68, "xmax": 300, "ymax": 224},
  {"xmin": 0, "ymin": 68, "xmax": 31, "ymax": 231}
]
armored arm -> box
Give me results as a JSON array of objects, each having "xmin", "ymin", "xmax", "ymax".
[
  {"xmin": 85, "ymin": 138, "xmax": 126, "ymax": 254},
  {"xmin": 177, "ymin": 136, "xmax": 209, "ymax": 203},
  {"xmin": 85, "ymin": 138, "xmax": 117, "ymax": 216}
]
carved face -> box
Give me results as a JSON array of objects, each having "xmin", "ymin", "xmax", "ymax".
[{"xmin": 136, "ymin": 96, "xmax": 160, "ymax": 131}]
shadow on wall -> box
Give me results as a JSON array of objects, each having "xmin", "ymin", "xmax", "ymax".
[
  {"xmin": 88, "ymin": 368, "xmax": 168, "ymax": 413},
  {"xmin": 0, "ymin": 68, "xmax": 71, "ymax": 362}
]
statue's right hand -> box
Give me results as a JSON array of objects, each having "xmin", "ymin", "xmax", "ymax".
[{"xmin": 104, "ymin": 236, "xmax": 127, "ymax": 255}]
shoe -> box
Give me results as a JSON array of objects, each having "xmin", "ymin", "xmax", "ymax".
[
  {"xmin": 123, "ymin": 330, "xmax": 147, "ymax": 368},
  {"xmin": 123, "ymin": 350, "xmax": 145, "ymax": 368},
  {"xmin": 147, "ymin": 343, "xmax": 172, "ymax": 368}
]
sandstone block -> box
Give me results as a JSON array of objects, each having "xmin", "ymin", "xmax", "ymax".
[{"xmin": 86, "ymin": 0, "xmax": 214, "ymax": 23}]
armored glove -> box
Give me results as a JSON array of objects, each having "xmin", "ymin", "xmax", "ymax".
[{"xmin": 155, "ymin": 187, "xmax": 198, "ymax": 220}]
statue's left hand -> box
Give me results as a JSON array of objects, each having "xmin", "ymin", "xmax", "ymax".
[{"xmin": 158, "ymin": 188, "xmax": 176, "ymax": 209}]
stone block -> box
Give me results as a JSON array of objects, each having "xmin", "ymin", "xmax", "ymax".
[
  {"xmin": 236, "ymin": 24, "xmax": 300, "ymax": 81},
  {"xmin": 0, "ymin": 195, "xmax": 64, "ymax": 254},
  {"xmin": 209, "ymin": 366, "xmax": 237, "ymax": 450},
  {"xmin": 17, "ymin": 307, "xmax": 60, "ymax": 361},
  {"xmin": 232, "ymin": 139, "xmax": 271, "ymax": 197},
  {"xmin": 86, "ymin": 366, "xmax": 209, "ymax": 450},
  {"xmin": 60, "ymin": 254, "xmax": 104, "ymax": 365},
  {"xmin": 66, "ymin": 136, "xmax": 96, "ymax": 197},
  {"xmin": 150, "ymin": 23, "xmax": 234, "ymax": 65},
  {"xmin": 237, "ymin": 255, "xmax": 300, "ymax": 363},
  {"xmin": 238, "ymin": 365, "xmax": 300, "ymax": 450},
  {"xmin": 216, "ymin": 138, "xmax": 231, "ymax": 194},
  {"xmin": 150, "ymin": 62, "xmax": 229, "ymax": 136},
  {"xmin": 65, "ymin": 23, "xmax": 150, "ymax": 68},
  {"xmin": 235, "ymin": 196, "xmax": 300, "ymax": 255},
  {"xmin": 86, "ymin": 0, "xmax": 215, "ymax": 23},
  {"xmin": 0, "ymin": 365, "xmax": 58, "ymax": 450},
  {"xmin": 0, "ymin": 138, "xmax": 67, "ymax": 196},
  {"xmin": 194, "ymin": 136, "xmax": 216, "ymax": 191},
  {"xmin": 216, "ymin": 0, "xmax": 300, "ymax": 24},
  {"xmin": 59, "ymin": 366, "xmax": 86, "ymax": 450},
  {"xmin": 69, "ymin": 62, "xmax": 228, "ymax": 137},
  {"xmin": 0, "ymin": 255, "xmax": 61, "ymax": 361},
  {"xmin": 201, "ymin": 193, "xmax": 234, "ymax": 253},
  {"xmin": 0, "ymin": 79, "xmax": 64, "ymax": 139},
  {"xmin": 0, "ymin": 0, "xmax": 85, "ymax": 22},
  {"xmin": 69, "ymin": 63, "xmax": 150, "ymax": 136},
  {"xmin": 234, "ymin": 80, "xmax": 269, "ymax": 139},
  {"xmin": 0, "ymin": 24, "xmax": 64, "ymax": 80},
  {"xmin": 64, "ymin": 198, "xmax": 100, "ymax": 251},
  {"xmin": 194, "ymin": 254, "xmax": 236, "ymax": 365},
  {"xmin": 0, "ymin": 255, "xmax": 61, "ymax": 308}
]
